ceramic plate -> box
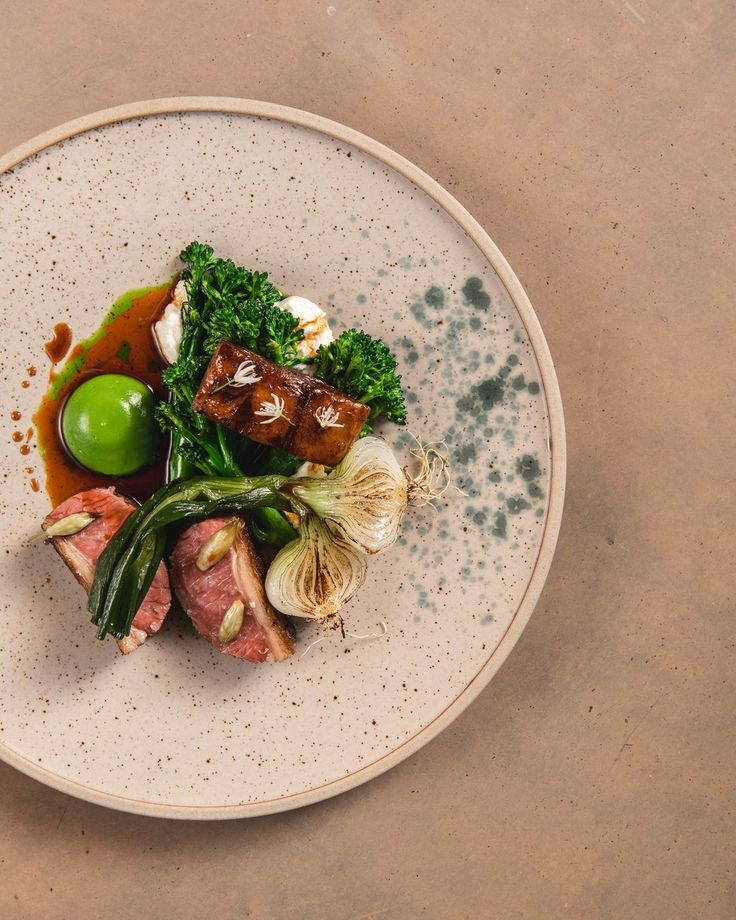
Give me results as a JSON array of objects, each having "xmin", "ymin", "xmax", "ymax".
[{"xmin": 0, "ymin": 99, "xmax": 565, "ymax": 818}]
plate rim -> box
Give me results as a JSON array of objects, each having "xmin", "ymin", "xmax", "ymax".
[{"xmin": 0, "ymin": 97, "xmax": 566, "ymax": 819}]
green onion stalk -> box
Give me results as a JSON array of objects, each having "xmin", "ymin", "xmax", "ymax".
[
  {"xmin": 88, "ymin": 436, "xmax": 443, "ymax": 642},
  {"xmin": 159, "ymin": 243, "xmax": 298, "ymax": 547}
]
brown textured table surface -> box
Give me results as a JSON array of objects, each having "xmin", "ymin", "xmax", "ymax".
[{"xmin": 1, "ymin": 2, "xmax": 733, "ymax": 918}]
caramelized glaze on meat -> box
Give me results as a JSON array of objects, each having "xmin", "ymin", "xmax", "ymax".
[{"xmin": 192, "ymin": 341, "xmax": 369, "ymax": 466}]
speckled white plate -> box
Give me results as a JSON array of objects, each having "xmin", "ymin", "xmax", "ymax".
[{"xmin": 0, "ymin": 99, "xmax": 565, "ymax": 818}]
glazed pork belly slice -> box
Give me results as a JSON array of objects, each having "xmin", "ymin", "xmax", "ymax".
[
  {"xmin": 192, "ymin": 341, "xmax": 370, "ymax": 466},
  {"xmin": 170, "ymin": 516, "xmax": 295, "ymax": 662},
  {"xmin": 43, "ymin": 487, "xmax": 172, "ymax": 654}
]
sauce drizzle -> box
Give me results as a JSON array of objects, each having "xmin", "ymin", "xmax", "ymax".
[
  {"xmin": 33, "ymin": 282, "xmax": 173, "ymax": 506},
  {"xmin": 44, "ymin": 323, "xmax": 72, "ymax": 365}
]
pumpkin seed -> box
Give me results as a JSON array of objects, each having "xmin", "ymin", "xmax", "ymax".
[
  {"xmin": 218, "ymin": 599, "xmax": 245, "ymax": 644},
  {"xmin": 196, "ymin": 520, "xmax": 239, "ymax": 571},
  {"xmin": 31, "ymin": 512, "xmax": 96, "ymax": 542}
]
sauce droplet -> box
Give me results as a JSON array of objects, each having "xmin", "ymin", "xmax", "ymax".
[
  {"xmin": 20, "ymin": 444, "xmax": 31, "ymax": 456},
  {"xmin": 27, "ymin": 366, "xmax": 37, "ymax": 377},
  {"xmin": 25, "ymin": 427, "xmax": 33, "ymax": 442},
  {"xmin": 12, "ymin": 431, "xmax": 23, "ymax": 443},
  {"xmin": 21, "ymin": 380, "xmax": 30, "ymax": 389},
  {"xmin": 11, "ymin": 411, "xmax": 21, "ymax": 421},
  {"xmin": 25, "ymin": 466, "xmax": 34, "ymax": 474},
  {"xmin": 44, "ymin": 323, "xmax": 72, "ymax": 365},
  {"xmin": 30, "ymin": 478, "xmax": 40, "ymax": 492}
]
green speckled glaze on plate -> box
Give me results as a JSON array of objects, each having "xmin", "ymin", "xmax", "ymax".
[{"xmin": 0, "ymin": 99, "xmax": 565, "ymax": 819}]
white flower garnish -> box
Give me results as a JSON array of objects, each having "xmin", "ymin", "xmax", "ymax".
[
  {"xmin": 212, "ymin": 360, "xmax": 262, "ymax": 393},
  {"xmin": 255, "ymin": 393, "xmax": 291, "ymax": 425},
  {"xmin": 314, "ymin": 405, "xmax": 344, "ymax": 429}
]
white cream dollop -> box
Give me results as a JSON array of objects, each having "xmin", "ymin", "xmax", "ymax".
[
  {"xmin": 153, "ymin": 279, "xmax": 187, "ymax": 365},
  {"xmin": 277, "ymin": 295, "xmax": 333, "ymax": 358}
]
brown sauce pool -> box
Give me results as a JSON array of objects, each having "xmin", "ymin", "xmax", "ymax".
[{"xmin": 33, "ymin": 282, "xmax": 174, "ymax": 506}]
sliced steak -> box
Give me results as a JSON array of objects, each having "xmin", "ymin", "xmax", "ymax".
[
  {"xmin": 43, "ymin": 487, "xmax": 172, "ymax": 654},
  {"xmin": 170, "ymin": 516, "xmax": 295, "ymax": 662},
  {"xmin": 192, "ymin": 341, "xmax": 369, "ymax": 466}
]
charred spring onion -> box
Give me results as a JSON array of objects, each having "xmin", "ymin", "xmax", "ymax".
[
  {"xmin": 88, "ymin": 438, "xmax": 449, "ymax": 641},
  {"xmin": 264, "ymin": 515, "xmax": 368, "ymax": 627}
]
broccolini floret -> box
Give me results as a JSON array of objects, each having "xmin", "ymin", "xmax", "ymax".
[
  {"xmin": 159, "ymin": 242, "xmax": 307, "ymax": 471},
  {"xmin": 312, "ymin": 329, "xmax": 407, "ymax": 433}
]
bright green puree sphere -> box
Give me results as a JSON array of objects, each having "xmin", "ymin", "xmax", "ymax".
[{"xmin": 61, "ymin": 374, "xmax": 160, "ymax": 475}]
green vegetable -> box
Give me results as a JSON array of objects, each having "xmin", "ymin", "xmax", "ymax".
[
  {"xmin": 88, "ymin": 436, "xmax": 434, "ymax": 641},
  {"xmin": 156, "ymin": 242, "xmax": 305, "ymax": 479},
  {"xmin": 154, "ymin": 242, "xmax": 307, "ymax": 545},
  {"xmin": 152, "ymin": 243, "xmax": 407, "ymax": 548},
  {"xmin": 158, "ymin": 243, "xmax": 278, "ymax": 478},
  {"xmin": 61, "ymin": 374, "xmax": 161, "ymax": 475},
  {"xmin": 176, "ymin": 240, "xmax": 302, "ymax": 365},
  {"xmin": 312, "ymin": 329, "xmax": 407, "ymax": 434}
]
